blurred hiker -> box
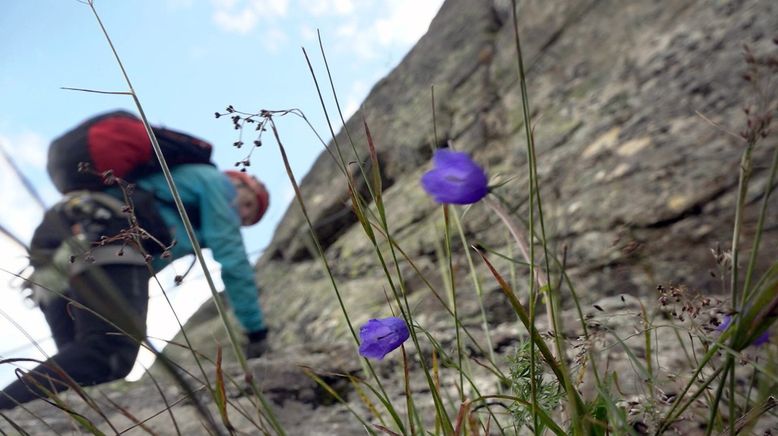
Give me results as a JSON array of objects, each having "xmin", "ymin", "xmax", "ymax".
[{"xmin": 0, "ymin": 111, "xmax": 270, "ymax": 409}]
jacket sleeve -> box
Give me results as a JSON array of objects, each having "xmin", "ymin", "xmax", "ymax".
[{"xmin": 191, "ymin": 167, "xmax": 265, "ymax": 333}]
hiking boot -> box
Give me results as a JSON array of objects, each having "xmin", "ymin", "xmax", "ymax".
[{"xmin": 245, "ymin": 328, "xmax": 269, "ymax": 359}]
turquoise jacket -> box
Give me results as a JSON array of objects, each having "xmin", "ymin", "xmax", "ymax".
[{"xmin": 135, "ymin": 164, "xmax": 265, "ymax": 333}]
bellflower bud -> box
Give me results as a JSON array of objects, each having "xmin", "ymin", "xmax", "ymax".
[
  {"xmin": 421, "ymin": 149, "xmax": 488, "ymax": 205},
  {"xmin": 358, "ymin": 317, "xmax": 410, "ymax": 360}
]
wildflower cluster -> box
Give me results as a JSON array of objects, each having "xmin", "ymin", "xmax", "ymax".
[{"xmin": 355, "ymin": 150, "xmax": 488, "ymax": 359}]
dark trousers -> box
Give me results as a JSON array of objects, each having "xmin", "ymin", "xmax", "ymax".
[{"xmin": 0, "ymin": 264, "xmax": 149, "ymax": 409}]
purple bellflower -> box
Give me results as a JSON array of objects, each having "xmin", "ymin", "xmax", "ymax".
[
  {"xmin": 421, "ymin": 149, "xmax": 489, "ymax": 205},
  {"xmin": 358, "ymin": 317, "xmax": 410, "ymax": 360},
  {"xmin": 718, "ymin": 315, "xmax": 770, "ymax": 347}
]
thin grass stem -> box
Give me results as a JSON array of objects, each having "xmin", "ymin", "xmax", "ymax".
[
  {"xmin": 451, "ymin": 210, "xmax": 499, "ymax": 380},
  {"xmin": 85, "ymin": 2, "xmax": 283, "ymax": 433},
  {"xmin": 705, "ymin": 357, "xmax": 733, "ymax": 436},
  {"xmin": 741, "ymin": 142, "xmax": 778, "ymax": 300}
]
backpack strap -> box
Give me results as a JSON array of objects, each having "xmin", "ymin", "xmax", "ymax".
[{"xmin": 149, "ymin": 194, "xmax": 202, "ymax": 229}]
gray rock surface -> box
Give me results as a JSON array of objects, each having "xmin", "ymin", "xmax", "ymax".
[
  {"xmin": 3, "ymin": 0, "xmax": 777, "ymax": 434},
  {"xmin": 258, "ymin": 0, "xmax": 778, "ymax": 376}
]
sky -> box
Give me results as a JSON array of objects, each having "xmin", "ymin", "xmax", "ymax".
[{"xmin": 0, "ymin": 0, "xmax": 443, "ymax": 388}]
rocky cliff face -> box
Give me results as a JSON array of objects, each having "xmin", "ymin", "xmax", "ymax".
[
  {"xmin": 259, "ymin": 0, "xmax": 777, "ymax": 348},
  {"xmin": 3, "ymin": 0, "xmax": 776, "ymax": 434}
]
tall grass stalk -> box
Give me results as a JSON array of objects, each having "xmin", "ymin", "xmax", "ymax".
[
  {"xmin": 483, "ymin": 195, "xmax": 585, "ymax": 432},
  {"xmin": 83, "ymin": 1, "xmax": 284, "ymax": 433},
  {"xmin": 268, "ymin": 117, "xmax": 419, "ymax": 433},
  {"xmin": 1, "ymin": 266, "xmax": 246, "ymax": 435},
  {"xmin": 451, "ymin": 211, "xmax": 499, "ymax": 382},
  {"xmin": 442, "ymin": 206, "xmax": 466, "ymax": 403},
  {"xmin": 1, "ymin": 265, "xmax": 211, "ymax": 434},
  {"xmin": 639, "ymin": 303, "xmax": 657, "ymax": 408},
  {"xmin": 11, "ymin": 3, "xmax": 768, "ymax": 435},
  {"xmin": 725, "ymin": 139, "xmax": 754, "ymax": 436},
  {"xmin": 302, "ymin": 40, "xmax": 466, "ymax": 433},
  {"xmin": 699, "ymin": 80, "xmax": 777, "ymax": 434},
  {"xmin": 729, "ymin": 142, "xmax": 754, "ymax": 307},
  {"xmin": 302, "ymin": 368, "xmax": 376, "ymax": 434},
  {"xmin": 655, "ymin": 327, "xmax": 732, "ymax": 434},
  {"xmin": 741, "ymin": 141, "xmax": 778, "ymax": 301},
  {"xmin": 301, "ymin": 41, "xmax": 434, "ymax": 431},
  {"xmin": 507, "ymin": 1, "xmax": 584, "ymax": 432},
  {"xmin": 474, "ymin": 247, "xmax": 587, "ymax": 413},
  {"xmin": 369, "ymin": 224, "xmax": 502, "ymax": 370}
]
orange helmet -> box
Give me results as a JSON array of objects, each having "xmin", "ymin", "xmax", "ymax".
[{"xmin": 224, "ymin": 170, "xmax": 269, "ymax": 225}]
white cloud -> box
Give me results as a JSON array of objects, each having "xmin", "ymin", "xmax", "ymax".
[
  {"xmin": 262, "ymin": 27, "xmax": 289, "ymax": 53},
  {"xmin": 307, "ymin": 0, "xmax": 355, "ymax": 17},
  {"xmin": 343, "ymin": 80, "xmax": 368, "ymax": 120},
  {"xmin": 0, "ymin": 152, "xmax": 49, "ymax": 387},
  {"xmin": 373, "ymin": 0, "xmax": 442, "ymax": 46},
  {"xmin": 299, "ymin": 24, "xmax": 317, "ymax": 42},
  {"xmin": 0, "ymin": 283, "xmax": 54, "ymax": 388},
  {"xmin": 166, "ymin": 0, "xmax": 195, "ymax": 10},
  {"xmin": 0, "ymin": 132, "xmax": 48, "ymax": 241},
  {"xmin": 212, "ymin": 0, "xmax": 240, "ymax": 8},
  {"xmin": 332, "ymin": 0, "xmax": 354, "ymax": 15},
  {"xmin": 0, "ymin": 131, "xmax": 47, "ymax": 168},
  {"xmin": 0, "ymin": 161, "xmax": 44, "ymax": 242},
  {"xmin": 212, "ymin": 0, "xmax": 290, "ymax": 34},
  {"xmin": 260, "ymin": 0, "xmax": 290, "ymax": 16},
  {"xmin": 335, "ymin": 22, "xmax": 357, "ymax": 38},
  {"xmin": 0, "ymin": 236, "xmax": 31, "ymax": 283},
  {"xmin": 281, "ymin": 184, "xmax": 296, "ymax": 207},
  {"xmin": 213, "ymin": 8, "xmax": 258, "ymax": 34},
  {"xmin": 212, "ymin": 0, "xmax": 442, "ymax": 65},
  {"xmin": 332, "ymin": 20, "xmax": 379, "ymax": 61},
  {"xmin": 321, "ymin": 0, "xmax": 443, "ymax": 63}
]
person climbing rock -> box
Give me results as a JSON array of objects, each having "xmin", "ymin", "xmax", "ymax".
[{"xmin": 0, "ymin": 111, "xmax": 270, "ymax": 409}]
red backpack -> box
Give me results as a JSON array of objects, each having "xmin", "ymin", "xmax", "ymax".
[{"xmin": 48, "ymin": 110, "xmax": 213, "ymax": 193}]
